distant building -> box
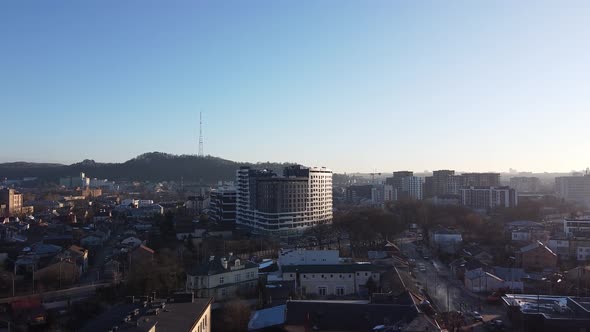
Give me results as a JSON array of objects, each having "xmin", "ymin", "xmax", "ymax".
[
  {"xmin": 555, "ymin": 175, "xmax": 590, "ymax": 207},
  {"xmin": 431, "ymin": 194, "xmax": 461, "ymax": 206},
  {"xmin": 209, "ymin": 186, "xmax": 236, "ymax": 223},
  {"xmin": 0, "ymin": 188, "xmax": 23, "ymax": 216},
  {"xmin": 424, "ymin": 170, "xmax": 461, "ymax": 198},
  {"xmin": 185, "ymin": 254, "xmax": 258, "ymax": 301},
  {"xmin": 510, "ymin": 177, "xmax": 541, "ymax": 193},
  {"xmin": 460, "ymin": 172, "xmax": 501, "ymax": 187},
  {"xmin": 185, "ymin": 195, "xmax": 210, "ymax": 214},
  {"xmin": 401, "ymin": 176, "xmax": 424, "ymax": 200},
  {"xmin": 59, "ymin": 172, "xmax": 90, "ymax": 188},
  {"xmin": 385, "ymin": 171, "xmax": 413, "ymax": 193},
  {"xmin": 236, "ymin": 165, "xmax": 332, "ymax": 235},
  {"xmin": 345, "ymin": 185, "xmax": 373, "ymax": 204},
  {"xmin": 459, "ymin": 186, "xmax": 518, "ymax": 210},
  {"xmin": 371, "ymin": 184, "xmax": 396, "ymax": 205}
]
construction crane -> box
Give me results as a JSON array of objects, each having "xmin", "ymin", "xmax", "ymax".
[{"xmin": 369, "ymin": 171, "xmax": 381, "ymax": 184}]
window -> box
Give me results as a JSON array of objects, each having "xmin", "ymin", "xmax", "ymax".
[
  {"xmin": 219, "ymin": 276, "xmax": 224, "ymax": 284},
  {"xmin": 336, "ymin": 287, "xmax": 345, "ymax": 296},
  {"xmin": 235, "ymin": 274, "xmax": 241, "ymax": 282},
  {"xmin": 318, "ymin": 287, "xmax": 327, "ymax": 296}
]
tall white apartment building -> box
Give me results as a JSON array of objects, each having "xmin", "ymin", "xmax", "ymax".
[
  {"xmin": 401, "ymin": 176, "xmax": 424, "ymax": 200},
  {"xmin": 236, "ymin": 165, "xmax": 332, "ymax": 235}
]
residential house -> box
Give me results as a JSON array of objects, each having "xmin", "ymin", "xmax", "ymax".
[
  {"xmin": 80, "ymin": 234, "xmax": 103, "ymax": 247},
  {"xmin": 93, "ymin": 209, "xmax": 111, "ymax": 222},
  {"xmin": 62, "ymin": 245, "xmax": 88, "ymax": 273},
  {"xmin": 565, "ymin": 265, "xmax": 590, "ymax": 287},
  {"xmin": 464, "ymin": 268, "xmax": 504, "ymax": 293},
  {"xmin": 492, "ymin": 267, "xmax": 528, "ymax": 292},
  {"xmin": 29, "ymin": 243, "xmax": 62, "ymax": 260},
  {"xmin": 186, "ymin": 254, "xmax": 259, "ymax": 301},
  {"xmin": 281, "ymin": 263, "xmax": 382, "ymax": 297},
  {"xmin": 121, "ymin": 236, "xmax": 142, "ymax": 248},
  {"xmin": 128, "ymin": 245, "xmax": 154, "ymax": 266},
  {"xmin": 34, "ymin": 259, "xmax": 80, "ymax": 286},
  {"xmin": 103, "ymin": 259, "xmax": 122, "ymax": 284},
  {"xmin": 516, "ymin": 241, "xmax": 558, "ymax": 271},
  {"xmin": 462, "ymin": 244, "xmax": 495, "ymax": 265},
  {"xmin": 547, "ymin": 235, "xmax": 571, "ymax": 259}
]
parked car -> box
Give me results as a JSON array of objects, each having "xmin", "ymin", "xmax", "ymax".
[{"xmin": 471, "ymin": 311, "xmax": 483, "ymax": 321}]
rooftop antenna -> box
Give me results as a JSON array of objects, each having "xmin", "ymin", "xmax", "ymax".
[{"xmin": 198, "ymin": 112, "xmax": 204, "ymax": 157}]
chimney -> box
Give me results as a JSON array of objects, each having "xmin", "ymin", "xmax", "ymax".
[
  {"xmin": 209, "ymin": 256, "xmax": 215, "ymax": 262},
  {"xmin": 221, "ymin": 258, "xmax": 228, "ymax": 270}
]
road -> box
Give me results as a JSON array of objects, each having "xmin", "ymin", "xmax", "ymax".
[
  {"xmin": 397, "ymin": 235, "xmax": 510, "ymax": 330},
  {"xmin": 80, "ymin": 230, "xmax": 119, "ymax": 283}
]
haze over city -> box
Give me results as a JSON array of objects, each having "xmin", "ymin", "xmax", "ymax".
[{"xmin": 2, "ymin": 1, "xmax": 590, "ymax": 173}]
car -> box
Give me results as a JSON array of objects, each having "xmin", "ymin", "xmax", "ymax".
[
  {"xmin": 471, "ymin": 311, "xmax": 483, "ymax": 321},
  {"xmin": 423, "ymin": 255, "xmax": 429, "ymax": 260}
]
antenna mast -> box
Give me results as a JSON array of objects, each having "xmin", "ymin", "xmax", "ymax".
[{"xmin": 198, "ymin": 112, "xmax": 204, "ymax": 157}]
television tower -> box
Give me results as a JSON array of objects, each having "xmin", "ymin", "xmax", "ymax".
[{"xmin": 198, "ymin": 112, "xmax": 204, "ymax": 157}]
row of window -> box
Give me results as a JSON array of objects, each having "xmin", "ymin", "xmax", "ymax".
[
  {"xmin": 290, "ymin": 272, "xmax": 372, "ymax": 279},
  {"xmin": 197, "ymin": 314, "xmax": 208, "ymax": 332},
  {"xmin": 219, "ymin": 271, "xmax": 257, "ymax": 284}
]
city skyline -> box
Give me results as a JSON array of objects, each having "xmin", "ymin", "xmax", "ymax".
[{"xmin": 3, "ymin": 1, "xmax": 590, "ymax": 172}]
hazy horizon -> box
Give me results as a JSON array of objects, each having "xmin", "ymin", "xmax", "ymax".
[{"xmin": 2, "ymin": 1, "xmax": 590, "ymax": 173}]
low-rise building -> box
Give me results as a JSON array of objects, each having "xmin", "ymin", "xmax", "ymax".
[
  {"xmin": 516, "ymin": 241, "xmax": 557, "ymax": 271},
  {"xmin": 281, "ymin": 264, "xmax": 382, "ymax": 297},
  {"xmin": 429, "ymin": 227, "xmax": 463, "ymax": 254},
  {"xmin": 185, "ymin": 254, "xmax": 259, "ymax": 301},
  {"xmin": 278, "ymin": 248, "xmax": 340, "ymax": 267},
  {"xmin": 63, "ymin": 245, "xmax": 88, "ymax": 273},
  {"xmin": 502, "ymin": 294, "xmax": 590, "ymax": 332},
  {"xmin": 82, "ymin": 295, "xmax": 212, "ymax": 332},
  {"xmin": 462, "ymin": 244, "xmax": 494, "ymax": 265},
  {"xmin": 564, "ymin": 218, "xmax": 590, "ymax": 237},
  {"xmin": 464, "ymin": 268, "xmax": 504, "ymax": 293}
]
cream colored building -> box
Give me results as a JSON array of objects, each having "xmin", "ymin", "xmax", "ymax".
[
  {"xmin": 186, "ymin": 255, "xmax": 259, "ymax": 301},
  {"xmin": 282, "ymin": 264, "xmax": 382, "ymax": 296}
]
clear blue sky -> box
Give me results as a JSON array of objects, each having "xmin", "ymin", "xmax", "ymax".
[{"xmin": 2, "ymin": 1, "xmax": 590, "ymax": 173}]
